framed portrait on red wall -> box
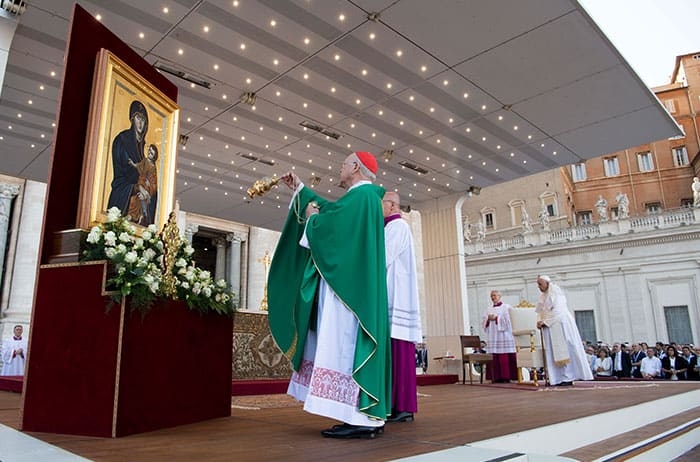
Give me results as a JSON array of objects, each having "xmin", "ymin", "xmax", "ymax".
[{"xmin": 77, "ymin": 48, "xmax": 179, "ymax": 232}]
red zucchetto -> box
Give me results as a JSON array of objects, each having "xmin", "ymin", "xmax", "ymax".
[{"xmin": 355, "ymin": 151, "xmax": 378, "ymax": 175}]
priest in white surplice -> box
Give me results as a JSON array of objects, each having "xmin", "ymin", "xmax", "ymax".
[
  {"xmin": 535, "ymin": 276, "xmax": 593, "ymax": 386},
  {"xmin": 382, "ymin": 192, "xmax": 422, "ymax": 424},
  {"xmin": 483, "ymin": 290, "xmax": 517, "ymax": 382},
  {"xmin": 1, "ymin": 325, "xmax": 28, "ymax": 376}
]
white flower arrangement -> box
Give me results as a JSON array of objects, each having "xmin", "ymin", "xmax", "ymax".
[{"xmin": 82, "ymin": 207, "xmax": 236, "ymax": 316}]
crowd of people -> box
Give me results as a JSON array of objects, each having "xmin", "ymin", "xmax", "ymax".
[
  {"xmin": 585, "ymin": 341, "xmax": 699, "ymax": 380},
  {"xmin": 474, "ymin": 332, "xmax": 700, "ymax": 383}
]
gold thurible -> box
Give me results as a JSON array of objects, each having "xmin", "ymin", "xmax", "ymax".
[{"xmin": 247, "ymin": 175, "xmax": 281, "ymax": 198}]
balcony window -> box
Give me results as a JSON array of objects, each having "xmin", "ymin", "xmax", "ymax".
[
  {"xmin": 603, "ymin": 157, "xmax": 620, "ymax": 177},
  {"xmin": 664, "ymin": 306, "xmax": 692, "ymax": 344},
  {"xmin": 637, "ymin": 152, "xmax": 654, "ymax": 172},
  {"xmin": 577, "ymin": 211, "xmax": 592, "ymax": 225},
  {"xmin": 574, "ymin": 310, "xmax": 597, "ymax": 344},
  {"xmin": 672, "ymin": 146, "xmax": 689, "ymax": 166},
  {"xmin": 662, "ymin": 99, "xmax": 676, "ymax": 114},
  {"xmin": 571, "ymin": 163, "xmax": 586, "ymax": 182},
  {"xmin": 645, "ymin": 202, "xmax": 661, "ymax": 215}
]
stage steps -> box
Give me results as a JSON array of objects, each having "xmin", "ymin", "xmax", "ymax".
[
  {"xmin": 396, "ymin": 387, "xmax": 700, "ymax": 461},
  {"xmin": 562, "ymin": 408, "xmax": 700, "ymax": 461}
]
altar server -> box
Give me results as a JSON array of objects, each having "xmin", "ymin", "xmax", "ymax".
[
  {"xmin": 1, "ymin": 325, "xmax": 28, "ymax": 376},
  {"xmin": 483, "ymin": 290, "xmax": 518, "ymax": 382},
  {"xmin": 382, "ymin": 192, "xmax": 422, "ymax": 423}
]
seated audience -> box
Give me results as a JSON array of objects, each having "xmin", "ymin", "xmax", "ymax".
[
  {"xmin": 630, "ymin": 343, "xmax": 645, "ymax": 378},
  {"xmin": 685, "ymin": 347, "xmax": 698, "ymax": 380},
  {"xmin": 611, "ymin": 342, "xmax": 632, "ymax": 378},
  {"xmin": 640, "ymin": 348, "xmax": 662, "ymax": 380},
  {"xmin": 594, "ymin": 348, "xmax": 613, "ymax": 377},
  {"xmin": 681, "ymin": 346, "xmax": 697, "ymax": 380},
  {"xmin": 655, "ymin": 342, "xmax": 667, "ymax": 360},
  {"xmin": 585, "ymin": 346, "xmax": 596, "ymax": 373},
  {"xmin": 661, "ymin": 345, "xmax": 687, "ymax": 381}
]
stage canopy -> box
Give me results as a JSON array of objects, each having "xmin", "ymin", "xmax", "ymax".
[{"xmin": 0, "ymin": 0, "xmax": 681, "ymax": 230}]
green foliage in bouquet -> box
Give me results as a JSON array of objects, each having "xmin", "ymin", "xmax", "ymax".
[{"xmin": 81, "ymin": 207, "xmax": 236, "ymax": 316}]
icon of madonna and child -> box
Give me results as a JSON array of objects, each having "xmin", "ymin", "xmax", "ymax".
[{"xmin": 106, "ymin": 100, "xmax": 160, "ymax": 226}]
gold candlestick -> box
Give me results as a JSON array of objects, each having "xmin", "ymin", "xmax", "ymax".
[
  {"xmin": 247, "ymin": 175, "xmax": 281, "ymax": 198},
  {"xmin": 258, "ymin": 249, "xmax": 272, "ymax": 311}
]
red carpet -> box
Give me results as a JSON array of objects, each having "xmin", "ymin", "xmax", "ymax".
[
  {"xmin": 232, "ymin": 379, "xmax": 289, "ymax": 396},
  {"xmin": 0, "ymin": 376, "xmax": 22, "ymax": 393},
  {"xmin": 231, "ymin": 374, "xmax": 458, "ymax": 396},
  {"xmin": 417, "ymin": 374, "xmax": 458, "ymax": 386},
  {"xmin": 476, "ymin": 379, "xmax": 665, "ymax": 391},
  {"xmin": 3, "ymin": 375, "xmax": 459, "ymax": 396}
]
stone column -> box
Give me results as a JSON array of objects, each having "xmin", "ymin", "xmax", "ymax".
[
  {"xmin": 240, "ymin": 238, "xmax": 249, "ymax": 310},
  {"xmin": 0, "ymin": 183, "xmax": 20, "ymax": 283},
  {"xmin": 421, "ymin": 203, "xmax": 468, "ymax": 377},
  {"xmin": 184, "ymin": 223, "xmax": 199, "ymax": 244},
  {"xmin": 213, "ymin": 236, "xmax": 226, "ymax": 280},
  {"xmin": 226, "ymin": 232, "xmax": 245, "ymax": 307}
]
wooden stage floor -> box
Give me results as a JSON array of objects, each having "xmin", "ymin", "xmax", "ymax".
[{"xmin": 1, "ymin": 381, "xmax": 699, "ymax": 461}]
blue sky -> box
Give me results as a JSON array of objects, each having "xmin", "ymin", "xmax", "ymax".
[{"xmin": 579, "ymin": 0, "xmax": 700, "ymax": 87}]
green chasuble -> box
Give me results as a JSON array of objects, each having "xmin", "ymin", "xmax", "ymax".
[{"xmin": 268, "ymin": 183, "xmax": 391, "ymax": 420}]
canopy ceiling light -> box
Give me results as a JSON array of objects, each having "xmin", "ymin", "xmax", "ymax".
[
  {"xmin": 239, "ymin": 152, "xmax": 275, "ymax": 166},
  {"xmin": 299, "ymin": 120, "xmax": 340, "ymax": 140},
  {"xmin": 398, "ymin": 160, "xmax": 428, "ymax": 175},
  {"xmin": 153, "ymin": 62, "xmax": 211, "ymax": 89},
  {"xmin": 240, "ymin": 92, "xmax": 257, "ymax": 106},
  {"xmin": 467, "ymin": 185, "xmax": 482, "ymax": 196}
]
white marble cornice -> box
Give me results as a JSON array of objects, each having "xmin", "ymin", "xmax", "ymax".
[
  {"xmin": 0, "ymin": 183, "xmax": 20, "ymax": 199},
  {"xmin": 226, "ymin": 231, "xmax": 247, "ymax": 243}
]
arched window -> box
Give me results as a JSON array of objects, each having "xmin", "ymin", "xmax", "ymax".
[
  {"xmin": 539, "ymin": 192, "xmax": 557, "ymax": 217},
  {"xmin": 508, "ymin": 199, "xmax": 525, "ymax": 227},
  {"xmin": 481, "ymin": 207, "xmax": 496, "ymax": 230}
]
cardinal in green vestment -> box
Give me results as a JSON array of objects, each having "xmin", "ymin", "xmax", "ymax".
[{"xmin": 268, "ymin": 152, "xmax": 391, "ymax": 436}]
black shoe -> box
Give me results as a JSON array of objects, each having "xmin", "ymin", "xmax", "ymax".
[
  {"xmin": 557, "ymin": 381, "xmax": 573, "ymax": 387},
  {"xmin": 321, "ymin": 424, "xmax": 382, "ymax": 439},
  {"xmin": 387, "ymin": 411, "xmax": 414, "ymax": 423},
  {"xmin": 329, "ymin": 423, "xmax": 384, "ymax": 434}
]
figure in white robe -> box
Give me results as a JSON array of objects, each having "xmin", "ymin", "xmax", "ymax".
[
  {"xmin": 483, "ymin": 291, "xmax": 517, "ymax": 382},
  {"xmin": 383, "ymin": 192, "xmax": 422, "ymax": 421},
  {"xmin": 535, "ymin": 276, "xmax": 593, "ymax": 386},
  {"xmin": 1, "ymin": 325, "xmax": 27, "ymax": 376}
]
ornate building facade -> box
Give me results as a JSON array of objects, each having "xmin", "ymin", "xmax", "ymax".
[
  {"xmin": 458, "ymin": 52, "xmax": 700, "ymax": 351},
  {"xmin": 566, "ymin": 52, "xmax": 700, "ymax": 223},
  {"xmin": 464, "ymin": 208, "xmax": 700, "ymax": 346}
]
